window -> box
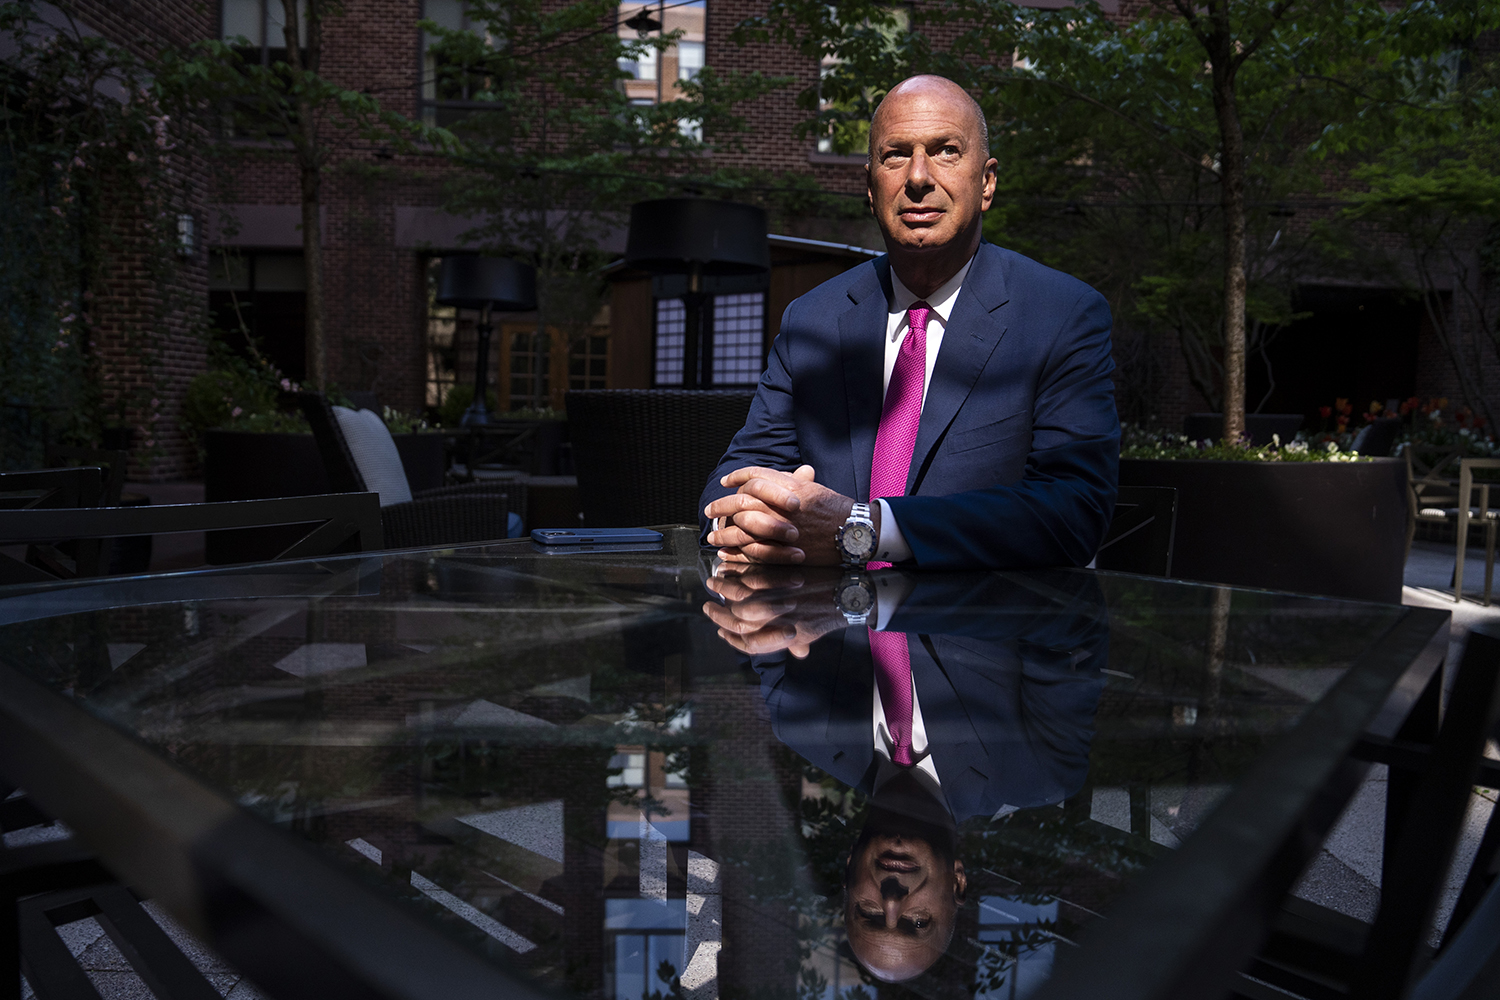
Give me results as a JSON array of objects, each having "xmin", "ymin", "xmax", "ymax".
[
  {"xmin": 421, "ymin": 0, "xmax": 495, "ymax": 127},
  {"xmin": 424, "ymin": 259, "xmax": 459, "ymax": 409},
  {"xmin": 652, "ymin": 292, "xmax": 765, "ymax": 388},
  {"xmin": 221, "ymin": 0, "xmax": 307, "ymax": 65},
  {"xmin": 509, "ymin": 329, "xmax": 550, "ymax": 410},
  {"xmin": 652, "ymin": 299, "xmax": 686, "ymax": 387},
  {"xmin": 814, "ymin": 5, "xmax": 908, "ymax": 156},
  {"xmin": 619, "ymin": 46, "xmax": 657, "ymax": 82},
  {"xmin": 711, "ymin": 293, "xmax": 764, "ymax": 386},
  {"xmin": 617, "ymin": 2, "xmax": 705, "ymax": 112},
  {"xmin": 606, "ymin": 900, "xmax": 686, "ymax": 1000},
  {"xmin": 676, "ymin": 41, "xmax": 703, "ymax": 81},
  {"xmin": 569, "ymin": 335, "xmax": 609, "ymax": 391},
  {"xmin": 209, "ymin": 251, "xmax": 307, "ymax": 380},
  {"xmin": 607, "ymin": 752, "xmax": 647, "ymax": 788}
]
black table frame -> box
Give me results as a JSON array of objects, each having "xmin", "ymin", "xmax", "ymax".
[{"xmin": 0, "ymin": 563, "xmax": 1456, "ymax": 1000}]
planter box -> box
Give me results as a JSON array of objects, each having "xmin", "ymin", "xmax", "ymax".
[
  {"xmin": 1120, "ymin": 457, "xmax": 1409, "ymax": 603},
  {"xmin": 203, "ymin": 430, "xmax": 448, "ymax": 563},
  {"xmin": 1183, "ymin": 412, "xmax": 1304, "ymax": 446}
]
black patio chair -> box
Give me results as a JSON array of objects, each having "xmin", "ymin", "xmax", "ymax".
[
  {"xmin": 0, "ymin": 492, "xmax": 382, "ymax": 585},
  {"xmin": 1, "ymin": 785, "xmax": 224, "ymax": 1000},
  {"xmin": 1351, "ymin": 416, "xmax": 1403, "ymax": 457},
  {"xmin": 0, "ymin": 468, "xmax": 108, "ymax": 585},
  {"xmin": 42, "ymin": 446, "xmax": 127, "ymax": 506},
  {"xmin": 287, "ymin": 391, "xmax": 522, "ymax": 548},
  {"xmin": 566, "ymin": 389, "xmax": 756, "ymax": 527},
  {"xmin": 1095, "ymin": 486, "xmax": 1177, "ymax": 577}
]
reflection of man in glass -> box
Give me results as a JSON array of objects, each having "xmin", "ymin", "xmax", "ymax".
[
  {"xmin": 704, "ymin": 565, "xmax": 1108, "ymax": 983},
  {"xmin": 845, "ymin": 769, "xmax": 968, "ymax": 981}
]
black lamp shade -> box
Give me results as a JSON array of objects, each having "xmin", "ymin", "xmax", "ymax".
[
  {"xmin": 624, "ymin": 198, "xmax": 770, "ymax": 276},
  {"xmin": 435, "ymin": 256, "xmax": 538, "ymax": 311}
]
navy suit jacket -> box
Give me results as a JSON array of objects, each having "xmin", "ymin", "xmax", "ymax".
[
  {"xmin": 699, "ymin": 242, "xmax": 1120, "ymax": 569},
  {"xmin": 752, "ymin": 572, "xmax": 1109, "ymax": 822}
]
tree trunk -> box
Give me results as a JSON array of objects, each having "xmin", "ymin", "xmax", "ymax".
[
  {"xmin": 283, "ymin": 0, "xmax": 326, "ymax": 388},
  {"xmin": 301, "ymin": 164, "xmax": 324, "ymax": 387},
  {"xmin": 1211, "ymin": 38, "xmax": 1247, "ymax": 445}
]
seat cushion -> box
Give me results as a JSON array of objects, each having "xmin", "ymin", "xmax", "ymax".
[{"xmin": 333, "ymin": 406, "xmax": 414, "ymax": 507}]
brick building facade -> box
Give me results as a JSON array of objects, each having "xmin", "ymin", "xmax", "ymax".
[{"xmin": 48, "ymin": 0, "xmax": 1496, "ymax": 482}]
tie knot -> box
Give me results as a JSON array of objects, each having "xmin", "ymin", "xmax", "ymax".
[{"xmin": 908, "ymin": 302, "xmax": 931, "ymax": 335}]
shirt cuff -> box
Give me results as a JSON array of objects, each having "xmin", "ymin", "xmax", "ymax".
[
  {"xmin": 874, "ymin": 499, "xmax": 912, "ymax": 564},
  {"xmin": 871, "ymin": 571, "xmax": 916, "ymax": 631}
]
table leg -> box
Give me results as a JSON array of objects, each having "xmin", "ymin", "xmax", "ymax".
[{"xmin": 1383, "ymin": 661, "xmax": 1443, "ymax": 893}]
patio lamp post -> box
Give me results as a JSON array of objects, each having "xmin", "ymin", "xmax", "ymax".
[
  {"xmin": 435, "ymin": 255, "xmax": 538, "ymax": 426},
  {"xmin": 624, "ymin": 198, "xmax": 769, "ymax": 390}
]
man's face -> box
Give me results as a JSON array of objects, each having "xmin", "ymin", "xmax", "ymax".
[
  {"xmin": 845, "ymin": 830, "xmax": 967, "ymax": 981},
  {"xmin": 866, "ymin": 83, "xmax": 997, "ymax": 257}
]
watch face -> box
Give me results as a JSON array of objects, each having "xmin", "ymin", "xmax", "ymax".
[
  {"xmin": 841, "ymin": 522, "xmax": 875, "ymax": 560},
  {"xmin": 838, "ymin": 582, "xmax": 873, "ymax": 615}
]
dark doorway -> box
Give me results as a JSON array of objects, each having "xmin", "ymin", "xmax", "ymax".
[
  {"xmin": 1248, "ymin": 286, "xmax": 1422, "ymax": 427},
  {"xmin": 208, "ymin": 252, "xmax": 307, "ymax": 381}
]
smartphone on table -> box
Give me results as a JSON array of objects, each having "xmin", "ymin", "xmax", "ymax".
[{"xmin": 530, "ymin": 528, "xmax": 663, "ymax": 546}]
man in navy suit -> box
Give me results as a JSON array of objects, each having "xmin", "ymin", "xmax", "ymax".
[
  {"xmin": 700, "ymin": 75, "xmax": 1118, "ymax": 569},
  {"xmin": 702, "ymin": 564, "xmax": 1108, "ymax": 981}
]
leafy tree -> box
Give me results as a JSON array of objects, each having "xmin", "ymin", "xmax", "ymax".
[
  {"xmin": 423, "ymin": 0, "xmax": 789, "ymax": 405},
  {"xmin": 1342, "ymin": 35, "xmax": 1500, "ymax": 432},
  {"xmin": 154, "ymin": 1, "xmax": 454, "ymax": 388},
  {"xmin": 736, "ymin": 0, "xmax": 1495, "ymax": 435},
  {"xmin": 0, "ymin": 1, "xmax": 193, "ymax": 466}
]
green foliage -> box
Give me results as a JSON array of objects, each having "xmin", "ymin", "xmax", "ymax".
[
  {"xmin": 734, "ymin": 0, "xmax": 1496, "ymax": 421},
  {"xmin": 182, "ymin": 341, "xmax": 306, "ymax": 442},
  {"xmin": 436, "ymin": 383, "xmax": 499, "ymax": 428},
  {"xmin": 425, "ymin": 0, "xmax": 795, "ymax": 356},
  {"xmin": 0, "ymin": 2, "xmax": 193, "ymax": 467},
  {"xmin": 1339, "ymin": 35, "xmax": 1500, "ymax": 430},
  {"xmin": 1120, "ymin": 425, "xmax": 1369, "ymax": 463}
]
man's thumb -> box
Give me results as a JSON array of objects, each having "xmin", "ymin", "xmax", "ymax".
[{"xmin": 793, "ymin": 465, "xmax": 816, "ymax": 481}]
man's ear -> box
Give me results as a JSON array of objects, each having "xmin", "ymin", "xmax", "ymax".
[
  {"xmin": 865, "ymin": 161, "xmax": 875, "ymax": 215},
  {"xmin": 952, "ymin": 859, "xmax": 967, "ymax": 904}
]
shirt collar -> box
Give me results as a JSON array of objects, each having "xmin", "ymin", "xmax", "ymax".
[{"xmin": 888, "ymin": 252, "xmax": 976, "ymax": 327}]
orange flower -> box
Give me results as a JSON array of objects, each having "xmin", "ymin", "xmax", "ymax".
[{"xmin": 1369, "ymin": 400, "xmax": 1383, "ymax": 415}]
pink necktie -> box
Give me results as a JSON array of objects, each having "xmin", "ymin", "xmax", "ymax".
[
  {"xmin": 870, "ymin": 302, "xmax": 930, "ymax": 503},
  {"xmin": 866, "ymin": 302, "xmax": 929, "ymax": 571},
  {"xmin": 869, "ymin": 629, "xmax": 915, "ymax": 766}
]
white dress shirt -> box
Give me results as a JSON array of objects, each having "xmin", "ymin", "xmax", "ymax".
[
  {"xmin": 872, "ymin": 255, "xmax": 976, "ymax": 564},
  {"xmin": 872, "ymin": 662, "xmax": 943, "ymax": 792}
]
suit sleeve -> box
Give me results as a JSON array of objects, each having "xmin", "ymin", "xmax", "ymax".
[
  {"xmin": 697, "ymin": 301, "xmax": 805, "ymax": 543},
  {"xmin": 884, "ymin": 289, "xmax": 1119, "ymax": 569}
]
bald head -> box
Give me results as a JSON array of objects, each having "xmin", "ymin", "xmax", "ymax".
[
  {"xmin": 869, "ymin": 76, "xmax": 988, "ymax": 159},
  {"xmin": 864, "ymin": 74, "xmax": 998, "ymax": 296}
]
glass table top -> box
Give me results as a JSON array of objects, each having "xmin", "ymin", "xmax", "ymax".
[{"xmin": 0, "ymin": 527, "xmax": 1427, "ymax": 1000}]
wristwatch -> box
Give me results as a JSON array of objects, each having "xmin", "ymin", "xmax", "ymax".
[
  {"xmin": 834, "ymin": 570, "xmax": 877, "ymax": 626},
  {"xmin": 835, "ymin": 502, "xmax": 877, "ymax": 567}
]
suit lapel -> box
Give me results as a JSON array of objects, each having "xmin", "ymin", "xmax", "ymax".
[
  {"xmin": 907, "ymin": 245, "xmax": 1011, "ymax": 494},
  {"xmin": 839, "ymin": 259, "xmax": 892, "ymax": 503}
]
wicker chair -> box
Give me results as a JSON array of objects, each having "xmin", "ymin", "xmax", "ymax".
[
  {"xmin": 287, "ymin": 391, "xmax": 523, "ymax": 548},
  {"xmin": 566, "ymin": 390, "xmax": 756, "ymax": 527}
]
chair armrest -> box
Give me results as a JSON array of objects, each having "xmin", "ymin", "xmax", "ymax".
[
  {"xmin": 379, "ymin": 493, "xmax": 519, "ymax": 549},
  {"xmin": 414, "ymin": 481, "xmax": 527, "ymax": 522}
]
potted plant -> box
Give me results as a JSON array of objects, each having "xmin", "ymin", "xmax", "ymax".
[
  {"xmin": 184, "ymin": 346, "xmax": 447, "ymax": 561},
  {"xmin": 1119, "ymin": 425, "xmax": 1409, "ymax": 603},
  {"xmin": 437, "ymin": 385, "xmax": 569, "ymax": 476}
]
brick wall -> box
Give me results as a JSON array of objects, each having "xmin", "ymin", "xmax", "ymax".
[{"xmin": 67, "ymin": 0, "xmax": 214, "ymax": 481}]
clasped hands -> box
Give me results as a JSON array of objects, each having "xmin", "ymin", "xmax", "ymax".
[
  {"xmin": 703, "ymin": 464, "xmax": 871, "ymax": 565},
  {"xmin": 702, "ymin": 564, "xmax": 848, "ymax": 658}
]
